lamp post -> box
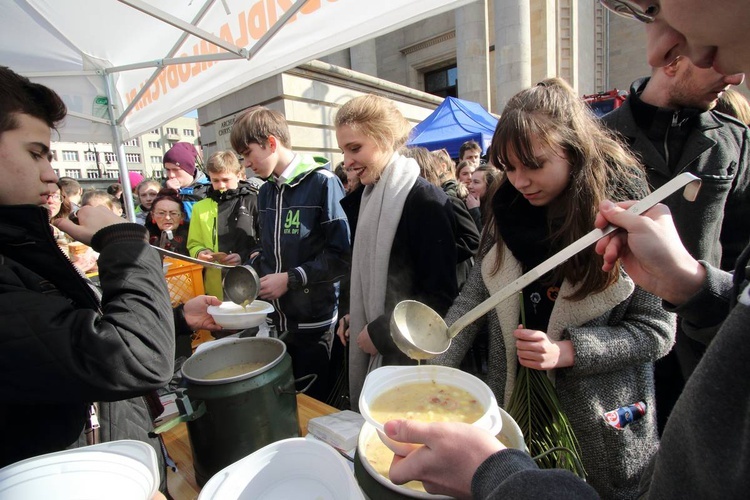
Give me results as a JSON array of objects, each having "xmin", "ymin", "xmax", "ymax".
[{"xmin": 86, "ymin": 143, "xmax": 103, "ymax": 178}]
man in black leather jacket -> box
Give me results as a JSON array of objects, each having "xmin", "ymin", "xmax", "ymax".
[{"xmin": 0, "ymin": 66, "xmax": 220, "ymax": 493}]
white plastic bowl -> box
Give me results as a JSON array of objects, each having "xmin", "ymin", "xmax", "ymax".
[
  {"xmin": 359, "ymin": 365, "xmax": 502, "ymax": 452},
  {"xmin": 358, "ymin": 422, "xmax": 451, "ymax": 499},
  {"xmin": 207, "ymin": 300, "xmax": 274, "ymax": 329},
  {"xmin": 357, "ymin": 408, "xmax": 525, "ymax": 499},
  {"xmin": 0, "ymin": 440, "xmax": 159, "ymax": 500},
  {"xmin": 198, "ymin": 437, "xmax": 365, "ymax": 499}
]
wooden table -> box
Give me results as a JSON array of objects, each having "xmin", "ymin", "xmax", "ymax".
[{"xmin": 162, "ymin": 393, "xmax": 338, "ymax": 499}]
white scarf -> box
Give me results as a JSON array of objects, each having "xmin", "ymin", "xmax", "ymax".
[{"xmin": 348, "ymin": 152, "xmax": 419, "ymax": 410}]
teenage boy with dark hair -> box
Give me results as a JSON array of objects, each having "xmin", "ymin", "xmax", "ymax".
[
  {"xmin": 0, "ymin": 66, "xmax": 221, "ymax": 494},
  {"xmin": 230, "ymin": 106, "xmax": 350, "ymax": 401},
  {"xmin": 459, "ymin": 139, "xmax": 482, "ymax": 166},
  {"xmin": 58, "ymin": 176, "xmax": 82, "ymax": 213}
]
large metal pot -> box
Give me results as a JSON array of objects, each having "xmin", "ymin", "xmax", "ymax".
[{"xmin": 179, "ymin": 337, "xmax": 311, "ymax": 486}]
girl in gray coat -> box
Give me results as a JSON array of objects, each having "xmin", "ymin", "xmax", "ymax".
[{"xmin": 433, "ymin": 78, "xmax": 676, "ymax": 499}]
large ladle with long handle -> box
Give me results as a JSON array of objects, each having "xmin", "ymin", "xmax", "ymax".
[
  {"xmin": 151, "ymin": 245, "xmax": 260, "ymax": 306},
  {"xmin": 391, "ymin": 172, "xmax": 702, "ymax": 360}
]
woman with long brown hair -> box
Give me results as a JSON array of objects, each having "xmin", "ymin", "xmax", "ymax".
[{"xmin": 433, "ymin": 78, "xmax": 675, "ymax": 499}]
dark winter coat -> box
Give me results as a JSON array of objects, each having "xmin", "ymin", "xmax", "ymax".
[
  {"xmin": 342, "ymin": 177, "xmax": 459, "ymax": 366},
  {"xmin": 253, "ymin": 155, "xmax": 350, "ymax": 335},
  {"xmin": 0, "ymin": 205, "xmax": 174, "ymax": 481},
  {"xmin": 603, "ymin": 78, "xmax": 750, "ymax": 271},
  {"xmin": 471, "ymin": 246, "xmax": 750, "ymax": 500}
]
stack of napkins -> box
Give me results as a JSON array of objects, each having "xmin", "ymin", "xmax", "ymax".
[{"xmin": 307, "ymin": 410, "xmax": 365, "ymax": 451}]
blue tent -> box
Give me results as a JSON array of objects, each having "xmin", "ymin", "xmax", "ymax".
[{"xmin": 407, "ymin": 96, "xmax": 498, "ymax": 158}]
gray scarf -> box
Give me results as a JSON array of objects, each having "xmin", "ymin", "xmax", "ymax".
[{"xmin": 348, "ymin": 152, "xmax": 419, "ymax": 410}]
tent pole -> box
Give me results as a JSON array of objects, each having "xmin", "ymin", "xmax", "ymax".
[
  {"xmin": 116, "ymin": 0, "xmax": 227, "ymax": 126},
  {"xmin": 247, "ymin": 0, "xmax": 310, "ymax": 60},
  {"xmin": 104, "ymin": 72, "xmax": 137, "ymax": 223}
]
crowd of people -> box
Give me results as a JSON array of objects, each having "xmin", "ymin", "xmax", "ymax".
[{"xmin": 2, "ymin": 0, "xmax": 750, "ymax": 497}]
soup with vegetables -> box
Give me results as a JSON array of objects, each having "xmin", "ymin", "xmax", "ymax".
[
  {"xmin": 203, "ymin": 362, "xmax": 267, "ymax": 380},
  {"xmin": 369, "ymin": 381, "xmax": 484, "ymax": 425},
  {"xmin": 364, "ymin": 433, "xmax": 427, "ymax": 492}
]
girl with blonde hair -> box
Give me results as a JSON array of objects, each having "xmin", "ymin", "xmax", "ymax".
[{"xmin": 335, "ymin": 94, "xmax": 458, "ymax": 409}]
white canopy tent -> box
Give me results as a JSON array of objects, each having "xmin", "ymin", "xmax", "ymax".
[{"xmin": 3, "ymin": 0, "xmax": 470, "ymax": 219}]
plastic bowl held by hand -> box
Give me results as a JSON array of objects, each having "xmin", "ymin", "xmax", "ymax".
[
  {"xmin": 359, "ymin": 365, "xmax": 502, "ymax": 453},
  {"xmin": 0, "ymin": 440, "xmax": 159, "ymax": 500},
  {"xmin": 357, "ymin": 422, "xmax": 452, "ymax": 499},
  {"xmin": 199, "ymin": 437, "xmax": 364, "ymax": 499},
  {"xmin": 207, "ymin": 300, "xmax": 274, "ymax": 329},
  {"xmin": 357, "ymin": 409, "xmax": 526, "ymax": 500}
]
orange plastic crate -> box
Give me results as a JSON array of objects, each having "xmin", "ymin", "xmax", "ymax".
[
  {"xmin": 162, "ymin": 256, "xmax": 213, "ymax": 350},
  {"xmin": 163, "ymin": 257, "xmax": 205, "ymax": 307}
]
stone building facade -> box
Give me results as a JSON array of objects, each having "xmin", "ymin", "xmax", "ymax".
[{"xmin": 197, "ymin": 1, "xmax": 744, "ymax": 162}]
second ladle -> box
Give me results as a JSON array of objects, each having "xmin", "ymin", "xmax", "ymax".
[
  {"xmin": 151, "ymin": 246, "xmax": 260, "ymax": 306},
  {"xmin": 390, "ymin": 172, "xmax": 702, "ymax": 360}
]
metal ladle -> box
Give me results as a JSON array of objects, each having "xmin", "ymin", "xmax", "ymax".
[
  {"xmin": 151, "ymin": 246, "xmax": 260, "ymax": 306},
  {"xmin": 391, "ymin": 172, "xmax": 702, "ymax": 360}
]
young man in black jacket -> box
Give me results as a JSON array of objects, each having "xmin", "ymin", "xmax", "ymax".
[
  {"xmin": 0, "ymin": 66, "xmax": 221, "ymax": 494},
  {"xmin": 602, "ymin": 57, "xmax": 750, "ymax": 432}
]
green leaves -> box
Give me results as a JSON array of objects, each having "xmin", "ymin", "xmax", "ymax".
[{"xmin": 507, "ymin": 292, "xmax": 586, "ymax": 477}]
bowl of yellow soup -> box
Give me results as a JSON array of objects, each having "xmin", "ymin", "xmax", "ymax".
[
  {"xmin": 356, "ymin": 421, "xmax": 451, "ymax": 499},
  {"xmin": 207, "ymin": 300, "xmax": 274, "ymax": 329},
  {"xmin": 359, "ymin": 365, "xmax": 502, "ymax": 453},
  {"xmin": 356, "ymin": 406, "xmax": 526, "ymax": 499}
]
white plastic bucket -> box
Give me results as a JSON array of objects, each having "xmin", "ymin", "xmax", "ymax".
[{"xmin": 0, "ymin": 440, "xmax": 159, "ymax": 500}]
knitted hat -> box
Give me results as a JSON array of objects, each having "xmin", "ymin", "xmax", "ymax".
[
  {"xmin": 163, "ymin": 142, "xmax": 198, "ymax": 176},
  {"xmin": 119, "ymin": 171, "xmax": 144, "ymax": 188}
]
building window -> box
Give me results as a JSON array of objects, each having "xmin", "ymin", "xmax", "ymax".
[
  {"xmin": 151, "ymin": 155, "xmax": 162, "ymax": 164},
  {"xmin": 104, "ymin": 152, "xmax": 117, "ymax": 163},
  {"xmin": 124, "ymin": 138, "xmax": 139, "ymax": 146},
  {"xmin": 183, "ymin": 129, "xmax": 195, "ymax": 137},
  {"xmin": 51, "ymin": 150, "xmax": 58, "ymax": 161},
  {"xmin": 84, "ymin": 151, "xmax": 97, "ymax": 162},
  {"xmin": 125, "ymin": 153, "xmax": 142, "ymax": 163},
  {"xmin": 166, "ymin": 127, "xmax": 178, "ymax": 135},
  {"xmin": 86, "ymin": 170, "xmax": 99, "ymax": 179},
  {"xmin": 148, "ymin": 141, "xmax": 160, "ymax": 148},
  {"xmin": 153, "ymin": 170, "xmax": 163, "ymax": 179},
  {"xmin": 65, "ymin": 169, "xmax": 81, "ymax": 178},
  {"xmin": 62, "ymin": 150, "xmax": 79, "ymax": 162},
  {"xmin": 424, "ymin": 64, "xmax": 458, "ymax": 98},
  {"xmin": 106, "ymin": 170, "xmax": 119, "ymax": 179},
  {"xmin": 151, "ymin": 129, "xmax": 159, "ymax": 134}
]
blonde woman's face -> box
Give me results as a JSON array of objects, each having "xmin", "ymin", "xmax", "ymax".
[
  {"xmin": 469, "ymin": 171, "xmax": 488, "ymax": 199},
  {"xmin": 458, "ymin": 164, "xmax": 474, "ymax": 186},
  {"xmin": 336, "ymin": 124, "xmax": 393, "ymax": 185}
]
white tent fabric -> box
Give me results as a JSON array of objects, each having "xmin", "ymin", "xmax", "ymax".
[
  {"xmin": 4, "ymin": 0, "xmax": 470, "ymax": 142},
  {"xmin": 2, "ymin": 0, "xmax": 470, "ymax": 219}
]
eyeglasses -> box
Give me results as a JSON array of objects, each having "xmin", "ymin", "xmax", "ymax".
[
  {"xmin": 47, "ymin": 193, "xmax": 61, "ymax": 201},
  {"xmin": 599, "ymin": 0, "xmax": 659, "ymax": 23},
  {"xmin": 153, "ymin": 211, "xmax": 182, "ymax": 219}
]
